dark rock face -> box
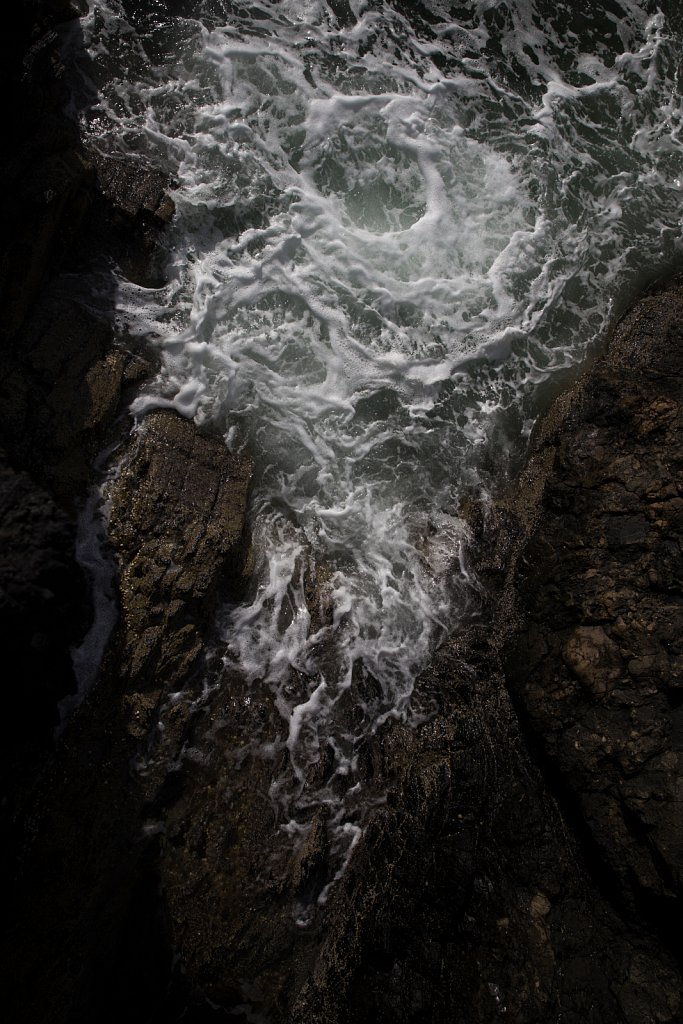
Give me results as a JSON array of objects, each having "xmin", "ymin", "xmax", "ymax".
[
  {"xmin": 107, "ymin": 408, "xmax": 253, "ymax": 696},
  {"xmin": 0, "ymin": 0, "xmax": 176, "ymax": 720},
  {"xmin": 1, "ymin": 1, "xmax": 89, "ymax": 341},
  {"xmin": 0, "ymin": 1, "xmax": 176, "ymax": 500},
  {"xmin": 0, "ymin": 297, "xmax": 155, "ymax": 500},
  {"xmin": 0, "ymin": 8, "xmax": 233, "ymax": 1021},
  {"xmin": 504, "ymin": 282, "xmax": 683, "ymax": 943},
  {"xmin": 93, "ymin": 151, "xmax": 176, "ymax": 227},
  {"xmin": 0, "ymin": 452, "xmax": 86, "ymax": 772},
  {"xmin": 282, "ymin": 639, "xmax": 681, "ymax": 1024},
  {"xmin": 105, "ymin": 284, "xmax": 683, "ymax": 1021},
  {"xmin": 3, "ymin": 4, "xmax": 683, "ymax": 1022},
  {"xmin": 3, "ymin": 410, "xmax": 252, "ymax": 1024}
]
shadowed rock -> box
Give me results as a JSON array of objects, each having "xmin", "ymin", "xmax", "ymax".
[
  {"xmin": 503, "ymin": 279, "xmax": 683, "ymax": 928},
  {"xmin": 3, "ymin": 4, "xmax": 683, "ymax": 1022},
  {"xmin": 146, "ymin": 283, "xmax": 683, "ymax": 1024},
  {"xmin": 0, "ymin": 451, "xmax": 87, "ymax": 791},
  {"xmin": 3, "ymin": 410, "xmax": 252, "ymax": 1024},
  {"xmin": 93, "ymin": 151, "xmax": 176, "ymax": 225},
  {"xmin": 132, "ymin": 273, "xmax": 683, "ymax": 1019}
]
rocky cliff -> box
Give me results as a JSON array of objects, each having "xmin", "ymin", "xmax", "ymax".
[
  {"xmin": 0, "ymin": 5, "xmax": 250, "ymax": 1020},
  {"xmin": 2, "ymin": 3, "xmax": 683, "ymax": 1023}
]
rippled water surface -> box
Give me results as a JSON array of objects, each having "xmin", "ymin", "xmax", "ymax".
[{"xmin": 77, "ymin": 0, "xmax": 683, "ymax": 895}]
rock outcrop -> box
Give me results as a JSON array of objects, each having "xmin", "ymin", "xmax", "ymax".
[
  {"xmin": 0, "ymin": 7, "xmax": 252, "ymax": 1022},
  {"xmin": 103, "ymin": 282, "xmax": 683, "ymax": 1024},
  {"xmin": 0, "ymin": 0, "xmax": 176, "ymax": 502},
  {"xmin": 107, "ymin": 409, "xmax": 252, "ymax": 696},
  {"xmin": 3, "ymin": 4, "xmax": 683, "ymax": 1023},
  {"xmin": 3, "ymin": 409, "xmax": 252, "ymax": 1024},
  {"xmin": 503, "ymin": 278, "xmax": 683, "ymax": 949}
]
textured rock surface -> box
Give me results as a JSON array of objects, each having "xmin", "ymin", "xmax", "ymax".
[
  {"xmin": 0, "ymin": 0, "xmax": 177, "ymax": 779},
  {"xmin": 107, "ymin": 408, "xmax": 253, "ymax": 694},
  {"xmin": 3, "ymin": 412, "xmax": 252, "ymax": 1024},
  {"xmin": 3, "ymin": 4, "xmax": 683, "ymax": 1022},
  {"xmin": 8, "ymin": 280, "xmax": 682, "ymax": 1024},
  {"xmin": 503, "ymin": 279, "xmax": 683, "ymax": 939},
  {"xmin": 0, "ymin": 297, "xmax": 155, "ymax": 500},
  {"xmin": 0, "ymin": 2, "xmax": 175, "ymax": 503},
  {"xmin": 120, "ymin": 273, "xmax": 683, "ymax": 1017},
  {"xmin": 137, "ymin": 283, "xmax": 683, "ymax": 1023},
  {"xmin": 0, "ymin": 8, "xmax": 243, "ymax": 1022},
  {"xmin": 93, "ymin": 150, "xmax": 176, "ymax": 226}
]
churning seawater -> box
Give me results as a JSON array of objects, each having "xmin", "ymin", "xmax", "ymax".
[{"xmin": 74, "ymin": 0, "xmax": 683, "ymax": 898}]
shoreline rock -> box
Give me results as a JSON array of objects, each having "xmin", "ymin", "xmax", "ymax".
[
  {"xmin": 107, "ymin": 409, "xmax": 252, "ymax": 697},
  {"xmin": 2, "ymin": 4, "xmax": 683, "ymax": 1022},
  {"xmin": 0, "ymin": 9, "xmax": 253, "ymax": 1021},
  {"xmin": 501, "ymin": 277, "xmax": 683, "ymax": 950},
  {"xmin": 91, "ymin": 278, "xmax": 683, "ymax": 1024}
]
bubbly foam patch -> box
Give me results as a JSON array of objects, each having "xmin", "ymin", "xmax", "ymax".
[{"xmin": 80, "ymin": 0, "xmax": 683, "ymax": 903}]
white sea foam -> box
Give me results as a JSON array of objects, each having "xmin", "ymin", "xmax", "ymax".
[{"xmin": 79, "ymin": 0, "xmax": 683, "ymax": 899}]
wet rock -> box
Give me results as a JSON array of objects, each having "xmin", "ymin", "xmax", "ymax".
[
  {"xmin": 94, "ymin": 339, "xmax": 683, "ymax": 1022},
  {"xmin": 106, "ymin": 409, "xmax": 252, "ymax": 693},
  {"xmin": 92, "ymin": 151, "xmax": 176, "ymax": 225},
  {"xmin": 107, "ymin": 411, "xmax": 253, "ymax": 692},
  {"xmin": 503, "ymin": 279, "xmax": 683, "ymax": 923},
  {"xmin": 0, "ymin": 7, "xmax": 191, "ymax": 1022},
  {"xmin": 284, "ymin": 630, "xmax": 683, "ymax": 1024},
  {"xmin": 159, "ymin": 281, "xmax": 683, "ymax": 1022},
  {"xmin": 2, "ymin": 411, "xmax": 253, "ymax": 1024},
  {"xmin": 0, "ymin": 0, "xmax": 116, "ymax": 334},
  {"xmin": 140, "ymin": 575, "xmax": 681, "ymax": 1024},
  {"xmin": 0, "ymin": 297, "xmax": 154, "ymax": 501},
  {"xmin": 0, "ymin": 0, "xmax": 176, "ymax": 493},
  {"xmin": 3, "ymin": 6, "xmax": 683, "ymax": 1022}
]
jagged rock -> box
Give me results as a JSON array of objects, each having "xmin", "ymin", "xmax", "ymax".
[
  {"xmin": 0, "ymin": 1, "xmax": 176, "ymax": 494},
  {"xmin": 92, "ymin": 152, "xmax": 176, "ymax": 225},
  {"xmin": 0, "ymin": 298, "xmax": 155, "ymax": 501},
  {"xmin": 504, "ymin": 280, "xmax": 683, "ymax": 921},
  {"xmin": 106, "ymin": 409, "xmax": 252, "ymax": 693},
  {"xmin": 0, "ymin": 7, "xmax": 196, "ymax": 1022},
  {"xmin": 147, "ymin": 285, "xmax": 683, "ymax": 1024},
  {"xmin": 2, "ymin": 412, "xmax": 253, "ymax": 1024},
  {"xmin": 3, "ymin": 4, "xmax": 683, "ymax": 1022}
]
